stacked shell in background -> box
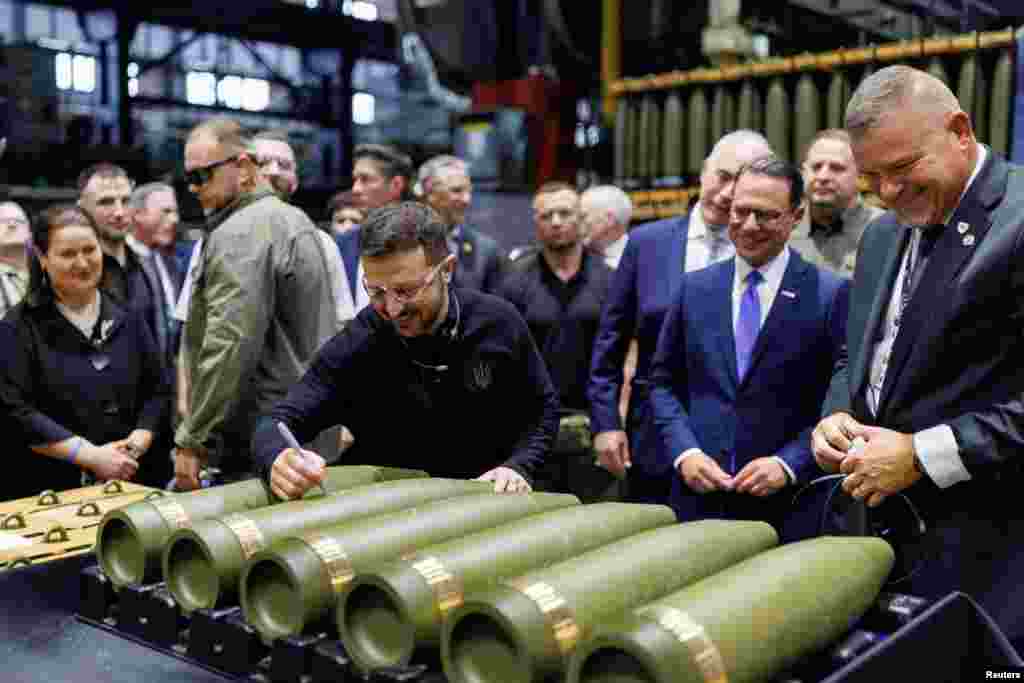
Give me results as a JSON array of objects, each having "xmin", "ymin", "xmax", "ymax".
[{"xmin": 613, "ymin": 39, "xmax": 1017, "ymax": 220}]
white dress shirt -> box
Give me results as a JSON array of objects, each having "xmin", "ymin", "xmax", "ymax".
[
  {"xmin": 685, "ymin": 203, "xmax": 735, "ymax": 272},
  {"xmin": 865, "ymin": 144, "xmax": 987, "ymax": 489},
  {"xmin": 602, "ymin": 232, "xmax": 629, "ymax": 270},
  {"xmin": 126, "ymin": 235, "xmax": 178, "ymax": 314}
]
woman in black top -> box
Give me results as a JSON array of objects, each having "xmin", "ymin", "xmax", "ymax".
[{"xmin": 0, "ymin": 204, "xmax": 170, "ymax": 501}]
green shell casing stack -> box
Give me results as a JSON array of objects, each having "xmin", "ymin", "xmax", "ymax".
[
  {"xmin": 162, "ymin": 477, "xmax": 491, "ymax": 612},
  {"xmin": 441, "ymin": 519, "xmax": 778, "ymax": 683},
  {"xmin": 338, "ymin": 502, "xmax": 677, "ymax": 671},
  {"xmin": 566, "ymin": 536, "xmax": 895, "ymax": 683},
  {"xmin": 240, "ymin": 491, "xmax": 580, "ymax": 642},
  {"xmin": 96, "ymin": 465, "xmax": 426, "ymax": 587}
]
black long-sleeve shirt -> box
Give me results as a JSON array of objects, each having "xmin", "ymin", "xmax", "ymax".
[
  {"xmin": 252, "ymin": 287, "xmax": 560, "ymax": 483},
  {"xmin": 497, "ymin": 250, "xmax": 613, "ymax": 412}
]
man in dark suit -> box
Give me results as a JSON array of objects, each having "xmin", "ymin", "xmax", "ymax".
[
  {"xmin": 337, "ymin": 144, "xmax": 414, "ymax": 311},
  {"xmin": 650, "ymin": 156, "xmax": 848, "ymax": 526},
  {"xmin": 127, "ymin": 182, "xmax": 184, "ymax": 364},
  {"xmin": 416, "ymin": 154, "xmax": 505, "ymax": 293},
  {"xmin": 587, "ymin": 129, "xmax": 773, "ymax": 504},
  {"xmin": 812, "ymin": 65, "xmax": 1024, "ymax": 647}
]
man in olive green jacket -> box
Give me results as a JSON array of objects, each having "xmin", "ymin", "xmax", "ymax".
[{"xmin": 174, "ymin": 117, "xmax": 341, "ymax": 489}]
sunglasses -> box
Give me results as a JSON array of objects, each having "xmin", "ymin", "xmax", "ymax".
[{"xmin": 184, "ymin": 155, "xmax": 240, "ymax": 187}]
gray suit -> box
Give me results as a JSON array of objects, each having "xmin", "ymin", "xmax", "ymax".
[{"xmin": 789, "ymin": 200, "xmax": 884, "ymax": 277}]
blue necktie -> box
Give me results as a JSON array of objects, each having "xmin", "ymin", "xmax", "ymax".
[{"xmin": 736, "ymin": 270, "xmax": 763, "ymax": 381}]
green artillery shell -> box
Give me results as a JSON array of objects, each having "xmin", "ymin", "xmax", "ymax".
[
  {"xmin": 661, "ymin": 91, "xmax": 686, "ymax": 186},
  {"xmin": 989, "ymin": 50, "xmax": 1013, "ymax": 156},
  {"xmin": 687, "ymin": 87, "xmax": 710, "ymax": 174},
  {"xmin": 794, "ymin": 72, "xmax": 821, "ymax": 162},
  {"xmin": 442, "ymin": 520, "xmax": 777, "ymax": 683},
  {"xmin": 645, "ymin": 94, "xmax": 663, "ymax": 183},
  {"xmin": 339, "ymin": 502, "xmax": 677, "ymax": 671},
  {"xmin": 96, "ymin": 466, "xmax": 425, "ymax": 587},
  {"xmin": 710, "ymin": 85, "xmax": 735, "ymax": 150},
  {"xmin": 163, "ymin": 478, "xmax": 492, "ymax": 612},
  {"xmin": 240, "ymin": 492, "xmax": 578, "ymax": 642},
  {"xmin": 765, "ymin": 78, "xmax": 791, "ymax": 162},
  {"xmin": 826, "ymin": 69, "xmax": 849, "ymax": 130},
  {"xmin": 566, "ymin": 536, "xmax": 895, "ymax": 683},
  {"xmin": 958, "ymin": 52, "xmax": 988, "ymax": 143},
  {"xmin": 736, "ymin": 79, "xmax": 763, "ymax": 133}
]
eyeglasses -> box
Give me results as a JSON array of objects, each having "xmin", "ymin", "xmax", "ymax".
[
  {"xmin": 363, "ymin": 256, "xmax": 452, "ymax": 306},
  {"xmin": 730, "ymin": 206, "xmax": 788, "ymax": 227},
  {"xmin": 184, "ymin": 155, "xmax": 240, "ymax": 187}
]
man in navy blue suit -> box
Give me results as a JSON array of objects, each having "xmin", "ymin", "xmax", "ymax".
[
  {"xmin": 649, "ymin": 156, "xmax": 848, "ymax": 526},
  {"xmin": 587, "ymin": 129, "xmax": 772, "ymax": 504}
]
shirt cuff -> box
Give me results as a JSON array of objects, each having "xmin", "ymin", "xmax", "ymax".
[
  {"xmin": 913, "ymin": 424, "xmax": 971, "ymax": 489},
  {"xmin": 673, "ymin": 448, "xmax": 703, "ymax": 471},
  {"xmin": 772, "ymin": 456, "xmax": 795, "ymax": 484}
]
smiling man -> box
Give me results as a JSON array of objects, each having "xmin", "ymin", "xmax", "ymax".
[
  {"xmin": 588, "ymin": 129, "xmax": 773, "ymax": 506},
  {"xmin": 649, "ymin": 155, "xmax": 848, "ymax": 528},
  {"xmin": 173, "ymin": 116, "xmax": 342, "ymax": 489},
  {"xmin": 811, "ymin": 65, "xmax": 1024, "ymax": 649},
  {"xmin": 416, "ymin": 155, "xmax": 505, "ymax": 293},
  {"xmin": 253, "ymin": 201, "xmax": 559, "ymax": 500}
]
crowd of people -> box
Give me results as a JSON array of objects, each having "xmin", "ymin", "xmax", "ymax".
[{"xmin": 1, "ymin": 64, "xmax": 1023, "ymax": 651}]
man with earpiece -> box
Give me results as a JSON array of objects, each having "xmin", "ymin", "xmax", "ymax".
[{"xmin": 252, "ymin": 202, "xmax": 561, "ymax": 499}]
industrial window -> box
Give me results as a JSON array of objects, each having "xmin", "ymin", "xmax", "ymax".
[
  {"xmin": 352, "ymin": 92, "xmax": 375, "ymax": 125},
  {"xmin": 343, "ymin": 1, "xmax": 378, "ymax": 21},
  {"xmin": 187, "ymin": 71, "xmax": 270, "ymax": 112},
  {"xmin": 127, "ymin": 62, "xmax": 139, "ymax": 98},
  {"xmin": 55, "ymin": 53, "xmax": 97, "ymax": 93},
  {"xmin": 186, "ymin": 71, "xmax": 217, "ymax": 106}
]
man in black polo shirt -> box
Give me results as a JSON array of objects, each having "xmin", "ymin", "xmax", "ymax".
[
  {"xmin": 498, "ymin": 182, "xmax": 614, "ymax": 496},
  {"xmin": 78, "ymin": 163, "xmax": 172, "ymax": 488},
  {"xmin": 253, "ymin": 202, "xmax": 559, "ymax": 500}
]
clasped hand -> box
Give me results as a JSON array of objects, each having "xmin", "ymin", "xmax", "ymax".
[
  {"xmin": 811, "ymin": 412, "xmax": 922, "ymax": 507},
  {"xmin": 679, "ymin": 453, "xmax": 786, "ymax": 497}
]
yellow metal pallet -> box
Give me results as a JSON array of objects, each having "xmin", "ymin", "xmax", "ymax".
[
  {"xmin": 0, "ymin": 480, "xmax": 155, "ymax": 518},
  {"xmin": 0, "ymin": 481, "xmax": 164, "ymax": 570}
]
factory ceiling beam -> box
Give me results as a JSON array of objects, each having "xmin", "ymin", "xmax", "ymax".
[
  {"xmin": 31, "ymin": 0, "xmax": 397, "ymax": 62},
  {"xmin": 784, "ymin": 0, "xmax": 927, "ymax": 40}
]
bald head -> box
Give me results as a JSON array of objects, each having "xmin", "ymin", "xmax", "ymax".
[
  {"xmin": 846, "ymin": 65, "xmax": 962, "ymax": 138},
  {"xmin": 699, "ymin": 129, "xmax": 774, "ymax": 228},
  {"xmin": 707, "ymin": 129, "xmax": 772, "ymax": 167}
]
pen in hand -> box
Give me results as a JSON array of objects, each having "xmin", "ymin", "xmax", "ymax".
[{"xmin": 276, "ymin": 422, "xmax": 328, "ymax": 496}]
